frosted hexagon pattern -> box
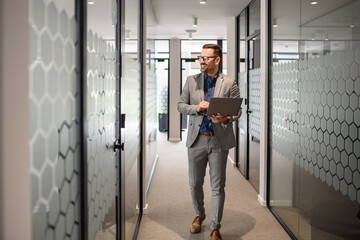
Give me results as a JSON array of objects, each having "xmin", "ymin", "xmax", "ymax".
[
  {"xmin": 271, "ymin": 45, "xmax": 360, "ymax": 204},
  {"xmin": 146, "ymin": 70, "xmax": 158, "ymax": 137},
  {"xmin": 158, "ymin": 86, "xmax": 168, "ymax": 113},
  {"xmin": 122, "ymin": 55, "xmax": 141, "ymax": 177},
  {"xmin": 249, "ymin": 68, "xmax": 261, "ymax": 140},
  {"xmin": 29, "ymin": 0, "xmax": 80, "ymax": 239},
  {"xmin": 87, "ymin": 29, "xmax": 117, "ymax": 240}
]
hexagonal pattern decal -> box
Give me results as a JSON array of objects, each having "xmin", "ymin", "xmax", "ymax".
[
  {"xmin": 87, "ymin": 29, "xmax": 117, "ymax": 240},
  {"xmin": 249, "ymin": 68, "xmax": 261, "ymax": 140},
  {"xmin": 271, "ymin": 45, "xmax": 360, "ymax": 204},
  {"xmin": 29, "ymin": 0, "xmax": 80, "ymax": 239},
  {"xmin": 158, "ymin": 86, "xmax": 168, "ymax": 114},
  {"xmin": 123, "ymin": 55, "xmax": 141, "ymax": 176},
  {"xmin": 146, "ymin": 70, "xmax": 158, "ymax": 136}
]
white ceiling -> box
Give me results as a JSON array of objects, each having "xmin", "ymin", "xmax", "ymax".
[
  {"xmin": 147, "ymin": 0, "xmax": 251, "ymax": 39},
  {"xmin": 272, "ymin": 0, "xmax": 359, "ymax": 40}
]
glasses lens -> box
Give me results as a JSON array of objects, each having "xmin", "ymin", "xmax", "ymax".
[{"xmin": 198, "ymin": 56, "xmax": 209, "ymax": 61}]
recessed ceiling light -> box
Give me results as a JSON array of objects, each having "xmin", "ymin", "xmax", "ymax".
[
  {"xmin": 88, "ymin": 1, "xmax": 95, "ymax": 4},
  {"xmin": 350, "ymin": 25, "xmax": 355, "ymax": 28},
  {"xmin": 273, "ymin": 24, "xmax": 278, "ymax": 28},
  {"xmin": 200, "ymin": 0, "xmax": 207, "ymax": 5},
  {"xmin": 310, "ymin": 1, "xmax": 318, "ymax": 5}
]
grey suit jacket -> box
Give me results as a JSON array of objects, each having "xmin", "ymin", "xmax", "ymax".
[{"xmin": 177, "ymin": 73, "xmax": 241, "ymax": 150}]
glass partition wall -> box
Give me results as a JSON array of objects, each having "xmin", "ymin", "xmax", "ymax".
[
  {"xmin": 29, "ymin": 0, "xmax": 81, "ymax": 239},
  {"xmin": 236, "ymin": 0, "xmax": 261, "ymax": 192},
  {"xmin": 123, "ymin": 0, "xmax": 141, "ymax": 239},
  {"xmin": 86, "ymin": 0, "xmax": 118, "ymax": 239},
  {"xmin": 269, "ymin": 0, "xmax": 360, "ymax": 239},
  {"xmin": 29, "ymin": 0, "xmax": 143, "ymax": 239},
  {"xmin": 155, "ymin": 40, "xmax": 170, "ymax": 138}
]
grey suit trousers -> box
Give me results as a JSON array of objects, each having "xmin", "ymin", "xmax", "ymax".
[{"xmin": 188, "ymin": 135, "xmax": 229, "ymax": 230}]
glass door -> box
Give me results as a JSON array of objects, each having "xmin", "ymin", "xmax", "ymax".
[
  {"xmin": 155, "ymin": 58, "xmax": 170, "ymax": 137},
  {"xmin": 86, "ymin": 0, "xmax": 119, "ymax": 239},
  {"xmin": 237, "ymin": 10, "xmax": 248, "ymax": 176},
  {"xmin": 248, "ymin": 34, "xmax": 261, "ymax": 192},
  {"xmin": 122, "ymin": 0, "xmax": 141, "ymax": 239},
  {"xmin": 236, "ymin": 0, "xmax": 261, "ymax": 192}
]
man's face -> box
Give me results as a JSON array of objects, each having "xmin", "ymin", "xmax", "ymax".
[{"xmin": 199, "ymin": 48, "xmax": 220, "ymax": 74}]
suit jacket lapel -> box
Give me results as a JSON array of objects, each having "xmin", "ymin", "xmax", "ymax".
[
  {"xmin": 214, "ymin": 73, "xmax": 224, "ymax": 97},
  {"xmin": 196, "ymin": 73, "xmax": 204, "ymax": 101}
]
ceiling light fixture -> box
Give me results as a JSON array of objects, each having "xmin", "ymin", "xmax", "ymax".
[
  {"xmin": 193, "ymin": 17, "xmax": 198, "ymax": 27},
  {"xmin": 200, "ymin": 0, "xmax": 207, "ymax": 5},
  {"xmin": 310, "ymin": 1, "xmax": 318, "ymax": 5},
  {"xmin": 350, "ymin": 25, "xmax": 355, "ymax": 28},
  {"xmin": 88, "ymin": 0, "xmax": 95, "ymax": 4},
  {"xmin": 186, "ymin": 29, "xmax": 197, "ymax": 39}
]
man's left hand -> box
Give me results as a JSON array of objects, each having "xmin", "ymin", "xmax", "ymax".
[{"xmin": 210, "ymin": 113, "xmax": 230, "ymax": 123}]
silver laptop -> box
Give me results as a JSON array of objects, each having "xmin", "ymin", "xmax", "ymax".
[{"xmin": 206, "ymin": 97, "xmax": 243, "ymax": 116}]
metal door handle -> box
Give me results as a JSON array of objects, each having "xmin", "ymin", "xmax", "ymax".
[{"xmin": 113, "ymin": 139, "xmax": 124, "ymax": 152}]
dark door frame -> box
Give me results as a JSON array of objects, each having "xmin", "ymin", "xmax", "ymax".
[
  {"xmin": 235, "ymin": 0, "xmax": 261, "ymax": 181},
  {"xmin": 80, "ymin": 0, "xmax": 144, "ymax": 239},
  {"xmin": 154, "ymin": 57, "xmax": 170, "ymax": 140}
]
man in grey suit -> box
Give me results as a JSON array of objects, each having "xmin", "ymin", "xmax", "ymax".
[{"xmin": 178, "ymin": 44, "xmax": 241, "ymax": 240}]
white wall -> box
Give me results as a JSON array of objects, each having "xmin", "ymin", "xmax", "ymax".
[
  {"xmin": 0, "ymin": 0, "xmax": 32, "ymax": 239},
  {"xmin": 226, "ymin": 17, "xmax": 237, "ymax": 164},
  {"xmin": 169, "ymin": 38, "xmax": 181, "ymax": 141},
  {"xmin": 258, "ymin": 0, "xmax": 269, "ymax": 206}
]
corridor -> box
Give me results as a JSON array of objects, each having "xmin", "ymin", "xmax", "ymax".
[
  {"xmin": 138, "ymin": 132, "xmax": 290, "ymax": 240},
  {"xmin": 1, "ymin": 0, "xmax": 360, "ymax": 239}
]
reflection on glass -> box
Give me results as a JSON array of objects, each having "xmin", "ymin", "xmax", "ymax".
[
  {"xmin": 30, "ymin": 0, "xmax": 81, "ymax": 239},
  {"xmin": 123, "ymin": 0, "xmax": 141, "ymax": 239},
  {"xmin": 238, "ymin": 11, "xmax": 247, "ymax": 174},
  {"xmin": 87, "ymin": 0, "xmax": 117, "ymax": 239},
  {"xmin": 249, "ymin": 0, "xmax": 260, "ymax": 36},
  {"xmin": 270, "ymin": 0, "xmax": 360, "ymax": 239},
  {"xmin": 155, "ymin": 40, "xmax": 170, "ymax": 134},
  {"xmin": 248, "ymin": 35, "xmax": 261, "ymax": 192}
]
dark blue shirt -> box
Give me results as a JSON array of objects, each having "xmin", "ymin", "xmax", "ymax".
[{"xmin": 199, "ymin": 72, "xmax": 218, "ymax": 133}]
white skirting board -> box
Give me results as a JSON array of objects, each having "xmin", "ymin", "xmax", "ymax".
[
  {"xmin": 136, "ymin": 203, "xmax": 149, "ymax": 215},
  {"xmin": 228, "ymin": 156, "xmax": 236, "ymax": 167},
  {"xmin": 258, "ymin": 194, "xmax": 267, "ymax": 206}
]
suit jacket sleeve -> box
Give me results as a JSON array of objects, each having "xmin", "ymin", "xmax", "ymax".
[
  {"xmin": 177, "ymin": 77, "xmax": 200, "ymax": 116},
  {"xmin": 228, "ymin": 78, "xmax": 242, "ymax": 123}
]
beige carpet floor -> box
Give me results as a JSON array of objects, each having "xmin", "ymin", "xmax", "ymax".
[{"xmin": 137, "ymin": 132, "xmax": 290, "ymax": 240}]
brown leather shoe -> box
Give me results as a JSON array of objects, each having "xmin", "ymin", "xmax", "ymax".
[
  {"xmin": 210, "ymin": 229, "xmax": 223, "ymax": 240},
  {"xmin": 190, "ymin": 214, "xmax": 206, "ymax": 233}
]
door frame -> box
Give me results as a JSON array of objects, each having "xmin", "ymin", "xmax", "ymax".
[
  {"xmin": 235, "ymin": 0, "xmax": 261, "ymax": 182},
  {"xmin": 154, "ymin": 57, "xmax": 170, "ymax": 140}
]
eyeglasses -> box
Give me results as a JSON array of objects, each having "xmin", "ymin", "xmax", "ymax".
[{"xmin": 197, "ymin": 56, "xmax": 218, "ymax": 62}]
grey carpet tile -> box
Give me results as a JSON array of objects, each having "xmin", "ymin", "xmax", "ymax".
[{"xmin": 138, "ymin": 132, "xmax": 290, "ymax": 240}]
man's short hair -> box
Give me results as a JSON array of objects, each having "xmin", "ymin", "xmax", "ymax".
[{"xmin": 202, "ymin": 44, "xmax": 222, "ymax": 59}]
